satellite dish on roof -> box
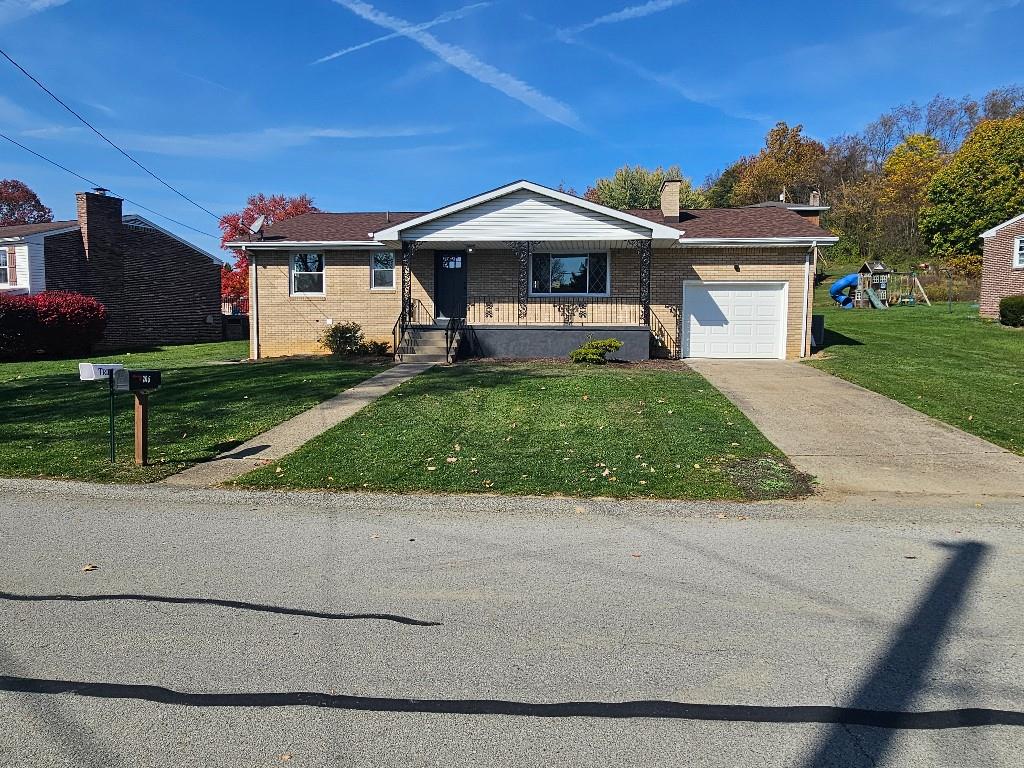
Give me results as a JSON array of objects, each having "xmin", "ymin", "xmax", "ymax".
[{"xmin": 248, "ymin": 215, "xmax": 266, "ymax": 236}]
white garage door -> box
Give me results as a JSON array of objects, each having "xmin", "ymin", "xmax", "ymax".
[{"xmin": 683, "ymin": 282, "xmax": 786, "ymax": 359}]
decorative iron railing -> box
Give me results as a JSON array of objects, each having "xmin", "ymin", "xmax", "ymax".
[{"xmin": 465, "ymin": 295, "xmax": 645, "ymax": 326}]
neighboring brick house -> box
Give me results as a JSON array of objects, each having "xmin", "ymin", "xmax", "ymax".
[
  {"xmin": 979, "ymin": 214, "xmax": 1024, "ymax": 318},
  {"xmin": 0, "ymin": 190, "xmax": 222, "ymax": 348},
  {"xmin": 228, "ymin": 180, "xmax": 837, "ymax": 362}
]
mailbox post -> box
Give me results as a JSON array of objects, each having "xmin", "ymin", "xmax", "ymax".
[
  {"xmin": 79, "ymin": 363, "xmax": 124, "ymax": 462},
  {"xmin": 114, "ymin": 369, "xmax": 161, "ymax": 465},
  {"xmin": 134, "ymin": 392, "xmax": 149, "ymax": 465}
]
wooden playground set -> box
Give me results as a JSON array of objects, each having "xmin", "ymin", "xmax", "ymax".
[{"xmin": 830, "ymin": 261, "xmax": 931, "ymax": 310}]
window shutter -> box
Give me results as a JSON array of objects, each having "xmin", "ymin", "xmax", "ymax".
[{"xmin": 6, "ymin": 247, "xmax": 15, "ymax": 285}]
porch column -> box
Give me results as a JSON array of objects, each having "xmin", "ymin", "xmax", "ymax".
[
  {"xmin": 401, "ymin": 240, "xmax": 416, "ymax": 322},
  {"xmin": 632, "ymin": 239, "xmax": 652, "ymax": 325},
  {"xmin": 508, "ymin": 240, "xmax": 532, "ymax": 324}
]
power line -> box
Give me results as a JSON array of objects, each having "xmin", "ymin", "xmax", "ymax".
[
  {"xmin": 0, "ymin": 45, "xmax": 221, "ymax": 222},
  {"xmin": 0, "ymin": 130, "xmax": 220, "ymax": 240}
]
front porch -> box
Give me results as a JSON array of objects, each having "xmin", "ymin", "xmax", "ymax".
[{"xmin": 395, "ymin": 241, "xmax": 660, "ymax": 362}]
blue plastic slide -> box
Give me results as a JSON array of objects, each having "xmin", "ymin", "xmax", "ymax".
[{"xmin": 829, "ymin": 273, "xmax": 859, "ymax": 309}]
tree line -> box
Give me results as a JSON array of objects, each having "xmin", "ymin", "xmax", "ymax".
[{"xmin": 583, "ymin": 86, "xmax": 1024, "ymax": 272}]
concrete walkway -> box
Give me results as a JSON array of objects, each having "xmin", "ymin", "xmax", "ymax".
[
  {"xmin": 688, "ymin": 359, "xmax": 1024, "ymax": 498},
  {"xmin": 163, "ymin": 363, "xmax": 434, "ymax": 488}
]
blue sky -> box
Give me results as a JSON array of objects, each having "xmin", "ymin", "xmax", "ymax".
[{"xmin": 1, "ymin": 0, "xmax": 1022, "ymax": 258}]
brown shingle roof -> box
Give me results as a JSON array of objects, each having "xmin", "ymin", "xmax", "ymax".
[
  {"xmin": 258, "ymin": 212, "xmax": 424, "ymax": 242},
  {"xmin": 627, "ymin": 207, "xmax": 833, "ymax": 239},
  {"xmin": 0, "ymin": 220, "xmax": 78, "ymax": 239},
  {"xmin": 253, "ymin": 206, "xmax": 833, "ymax": 243}
]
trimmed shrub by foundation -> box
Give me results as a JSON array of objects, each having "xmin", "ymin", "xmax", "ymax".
[
  {"xmin": 569, "ymin": 338, "xmax": 624, "ymax": 364},
  {"xmin": 999, "ymin": 295, "xmax": 1024, "ymax": 327},
  {"xmin": 320, "ymin": 321, "xmax": 390, "ymax": 357}
]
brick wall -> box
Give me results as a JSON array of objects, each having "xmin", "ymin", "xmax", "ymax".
[
  {"xmin": 43, "ymin": 193, "xmax": 221, "ymax": 349},
  {"xmin": 251, "ymin": 249, "xmax": 432, "ymax": 358},
  {"xmin": 980, "ymin": 217, "xmax": 1024, "ymax": 318},
  {"xmin": 649, "ymin": 247, "xmax": 812, "ymax": 359},
  {"xmin": 253, "ymin": 245, "xmax": 814, "ymax": 360}
]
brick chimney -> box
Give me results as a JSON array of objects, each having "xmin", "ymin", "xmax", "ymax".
[
  {"xmin": 76, "ymin": 188, "xmax": 123, "ymax": 259},
  {"xmin": 659, "ymin": 179, "xmax": 681, "ymax": 222}
]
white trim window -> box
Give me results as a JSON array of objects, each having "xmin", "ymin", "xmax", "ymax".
[
  {"xmin": 530, "ymin": 252, "xmax": 609, "ymax": 296},
  {"xmin": 371, "ymin": 252, "xmax": 396, "ymax": 289},
  {"xmin": 1014, "ymin": 236, "xmax": 1024, "ymax": 269},
  {"xmin": 291, "ymin": 252, "xmax": 324, "ymax": 295},
  {"xmin": 0, "ymin": 249, "xmax": 10, "ymax": 285}
]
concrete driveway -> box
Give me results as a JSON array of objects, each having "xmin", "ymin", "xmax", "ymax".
[{"xmin": 688, "ymin": 360, "xmax": 1024, "ymax": 498}]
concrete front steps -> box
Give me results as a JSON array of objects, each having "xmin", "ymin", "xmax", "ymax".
[{"xmin": 396, "ymin": 326, "xmax": 460, "ymax": 363}]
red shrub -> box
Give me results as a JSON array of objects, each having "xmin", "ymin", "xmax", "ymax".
[
  {"xmin": 0, "ymin": 291, "xmax": 107, "ymax": 359},
  {"xmin": 0, "ymin": 293, "xmax": 39, "ymax": 358}
]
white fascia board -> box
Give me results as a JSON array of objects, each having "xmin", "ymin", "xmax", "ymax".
[
  {"xmin": 677, "ymin": 237, "xmax": 839, "ymax": 247},
  {"xmin": 227, "ymin": 240, "xmax": 387, "ymax": 250},
  {"xmin": 371, "ymin": 180, "xmax": 682, "ymax": 241},
  {"xmin": 980, "ymin": 213, "xmax": 1024, "ymax": 239}
]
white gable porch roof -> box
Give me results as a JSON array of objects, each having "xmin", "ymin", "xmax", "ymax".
[{"xmin": 372, "ymin": 180, "xmax": 683, "ymax": 245}]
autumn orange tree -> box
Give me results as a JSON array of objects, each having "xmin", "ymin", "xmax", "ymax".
[{"xmin": 219, "ymin": 193, "xmax": 318, "ymax": 304}]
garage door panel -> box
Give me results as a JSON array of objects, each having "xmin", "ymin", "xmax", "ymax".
[{"xmin": 684, "ymin": 282, "xmax": 786, "ymax": 359}]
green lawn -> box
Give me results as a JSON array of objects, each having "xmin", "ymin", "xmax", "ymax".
[
  {"xmin": 237, "ymin": 362, "xmax": 812, "ymax": 500},
  {"xmin": 0, "ymin": 342, "xmax": 389, "ymax": 483},
  {"xmin": 809, "ymin": 286, "xmax": 1024, "ymax": 455}
]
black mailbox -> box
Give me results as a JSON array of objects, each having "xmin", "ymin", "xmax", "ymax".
[{"xmin": 114, "ymin": 369, "xmax": 161, "ymax": 392}]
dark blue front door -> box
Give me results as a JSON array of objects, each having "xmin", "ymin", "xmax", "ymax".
[{"xmin": 435, "ymin": 251, "xmax": 467, "ymax": 319}]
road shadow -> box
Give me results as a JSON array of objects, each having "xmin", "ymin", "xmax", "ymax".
[
  {"xmin": 0, "ymin": 676, "xmax": 1019, "ymax": 727},
  {"xmin": 802, "ymin": 540, "xmax": 990, "ymax": 766},
  {"xmin": 0, "ymin": 592, "xmax": 441, "ymax": 627}
]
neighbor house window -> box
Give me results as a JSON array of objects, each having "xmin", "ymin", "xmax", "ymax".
[
  {"xmin": 1015, "ymin": 237, "xmax": 1024, "ymax": 269},
  {"xmin": 371, "ymin": 252, "xmax": 396, "ymax": 289},
  {"xmin": 291, "ymin": 253, "xmax": 324, "ymax": 295},
  {"xmin": 0, "ymin": 249, "xmax": 9, "ymax": 285},
  {"xmin": 530, "ymin": 252, "xmax": 609, "ymax": 295}
]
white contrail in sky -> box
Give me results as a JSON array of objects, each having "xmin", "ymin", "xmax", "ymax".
[
  {"xmin": 0, "ymin": 0, "xmax": 70, "ymax": 27},
  {"xmin": 314, "ymin": 2, "xmax": 490, "ymax": 65},
  {"xmin": 558, "ymin": 0, "xmax": 687, "ymax": 39},
  {"xmin": 332, "ymin": 0, "xmax": 581, "ymax": 130}
]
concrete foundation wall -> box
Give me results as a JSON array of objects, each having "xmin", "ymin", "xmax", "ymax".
[{"xmin": 467, "ymin": 325, "xmax": 651, "ymax": 361}]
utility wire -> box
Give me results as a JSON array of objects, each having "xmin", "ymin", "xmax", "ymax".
[
  {"xmin": 0, "ymin": 131, "xmax": 220, "ymax": 240},
  {"xmin": 0, "ymin": 46, "xmax": 221, "ymax": 221}
]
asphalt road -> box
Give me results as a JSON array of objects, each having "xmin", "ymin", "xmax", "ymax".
[{"xmin": 1, "ymin": 480, "xmax": 1022, "ymax": 767}]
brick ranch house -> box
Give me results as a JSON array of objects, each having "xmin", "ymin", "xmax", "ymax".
[
  {"xmin": 0, "ymin": 189, "xmax": 222, "ymax": 349},
  {"xmin": 979, "ymin": 213, "xmax": 1024, "ymax": 318},
  {"xmin": 228, "ymin": 180, "xmax": 837, "ymax": 362}
]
